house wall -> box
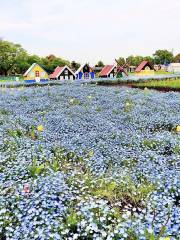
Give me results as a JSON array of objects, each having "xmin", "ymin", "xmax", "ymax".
[
  {"xmin": 100, "ymin": 68, "xmax": 116, "ymax": 78},
  {"xmin": 108, "ymin": 68, "xmax": 116, "ymax": 78},
  {"xmin": 135, "ymin": 70, "xmax": 155, "ymax": 76},
  {"xmin": 168, "ymin": 63, "xmax": 180, "ymax": 73},
  {"xmin": 24, "ymin": 65, "xmax": 49, "ymax": 80},
  {"xmin": 76, "ymin": 64, "xmax": 95, "ymax": 80}
]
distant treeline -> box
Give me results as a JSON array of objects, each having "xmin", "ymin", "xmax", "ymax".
[
  {"xmin": 0, "ymin": 39, "xmax": 81, "ymax": 76},
  {"xmin": 0, "ymin": 39, "xmax": 179, "ymax": 76}
]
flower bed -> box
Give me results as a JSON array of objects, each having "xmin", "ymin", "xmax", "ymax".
[{"xmin": 0, "ymin": 85, "xmax": 179, "ymax": 239}]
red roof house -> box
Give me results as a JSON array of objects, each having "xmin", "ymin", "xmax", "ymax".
[
  {"xmin": 99, "ymin": 65, "xmax": 116, "ymax": 78},
  {"xmin": 49, "ymin": 65, "xmax": 75, "ymax": 80},
  {"xmin": 135, "ymin": 61, "xmax": 154, "ymax": 73}
]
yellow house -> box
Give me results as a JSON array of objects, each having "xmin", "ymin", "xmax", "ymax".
[
  {"xmin": 23, "ymin": 63, "xmax": 49, "ymax": 82},
  {"xmin": 135, "ymin": 61, "xmax": 155, "ymax": 76}
]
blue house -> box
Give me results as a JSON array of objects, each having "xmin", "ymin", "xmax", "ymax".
[{"xmin": 75, "ymin": 63, "xmax": 95, "ymax": 80}]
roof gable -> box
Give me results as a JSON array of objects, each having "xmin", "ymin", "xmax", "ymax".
[
  {"xmin": 75, "ymin": 63, "xmax": 90, "ymax": 74},
  {"xmin": 23, "ymin": 63, "xmax": 48, "ymax": 77},
  {"xmin": 50, "ymin": 65, "xmax": 75, "ymax": 78},
  {"xmin": 135, "ymin": 61, "xmax": 154, "ymax": 72},
  {"xmin": 99, "ymin": 65, "xmax": 115, "ymax": 76}
]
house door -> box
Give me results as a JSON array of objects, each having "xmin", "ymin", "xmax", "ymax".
[{"xmin": 110, "ymin": 73, "xmax": 113, "ymax": 78}]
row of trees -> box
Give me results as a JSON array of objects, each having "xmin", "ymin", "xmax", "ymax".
[
  {"xmin": 0, "ymin": 39, "xmax": 180, "ymax": 76},
  {"xmin": 0, "ymin": 39, "xmax": 80, "ymax": 76},
  {"xmin": 116, "ymin": 50, "xmax": 179, "ymax": 67},
  {"xmin": 95, "ymin": 51, "xmax": 180, "ymax": 68}
]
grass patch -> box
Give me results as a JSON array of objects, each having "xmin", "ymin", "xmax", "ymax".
[{"xmin": 134, "ymin": 78, "xmax": 180, "ymax": 89}]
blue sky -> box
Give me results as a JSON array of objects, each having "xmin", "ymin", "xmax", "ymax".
[{"xmin": 0, "ymin": 0, "xmax": 179, "ymax": 64}]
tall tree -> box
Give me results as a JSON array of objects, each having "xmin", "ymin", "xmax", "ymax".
[
  {"xmin": 153, "ymin": 50, "xmax": 174, "ymax": 64},
  {"xmin": 0, "ymin": 39, "xmax": 27, "ymax": 75}
]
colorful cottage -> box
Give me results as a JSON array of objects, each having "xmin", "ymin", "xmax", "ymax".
[
  {"xmin": 99, "ymin": 65, "xmax": 128, "ymax": 78},
  {"xmin": 135, "ymin": 61, "xmax": 155, "ymax": 76},
  {"xmin": 49, "ymin": 65, "xmax": 75, "ymax": 80},
  {"xmin": 75, "ymin": 64, "xmax": 95, "ymax": 80},
  {"xmin": 99, "ymin": 65, "xmax": 116, "ymax": 78},
  {"xmin": 23, "ymin": 63, "xmax": 49, "ymax": 83}
]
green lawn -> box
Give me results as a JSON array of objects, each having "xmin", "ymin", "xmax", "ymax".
[
  {"xmin": 0, "ymin": 78, "xmax": 24, "ymax": 83},
  {"xmin": 134, "ymin": 78, "xmax": 180, "ymax": 89}
]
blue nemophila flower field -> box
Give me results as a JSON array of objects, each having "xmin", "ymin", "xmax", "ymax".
[{"xmin": 0, "ymin": 84, "xmax": 179, "ymax": 240}]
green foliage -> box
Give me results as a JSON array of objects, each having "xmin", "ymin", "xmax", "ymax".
[
  {"xmin": 7, "ymin": 128, "xmax": 23, "ymax": 138},
  {"xmin": 71, "ymin": 61, "xmax": 81, "ymax": 71},
  {"xmin": 49, "ymin": 159, "xmax": 60, "ymax": 172},
  {"xmin": 41, "ymin": 54, "xmax": 70, "ymax": 73},
  {"xmin": 95, "ymin": 60, "xmax": 104, "ymax": 67},
  {"xmin": 0, "ymin": 39, "xmax": 71, "ymax": 75},
  {"xmin": 28, "ymin": 159, "xmax": 45, "ymax": 178},
  {"xmin": 153, "ymin": 49, "xmax": 173, "ymax": 64},
  {"xmin": 20, "ymin": 95, "xmax": 29, "ymax": 101},
  {"xmin": 141, "ymin": 139, "xmax": 158, "ymax": 150},
  {"xmin": 85, "ymin": 177, "xmax": 155, "ymax": 210},
  {"xmin": 65, "ymin": 209, "xmax": 80, "ymax": 230},
  {"xmin": 25, "ymin": 125, "xmax": 38, "ymax": 140},
  {"xmin": 126, "ymin": 55, "xmax": 153, "ymax": 66},
  {"xmin": 69, "ymin": 98, "xmax": 81, "ymax": 106},
  {"xmin": 116, "ymin": 57, "xmax": 126, "ymax": 66},
  {"xmin": 95, "ymin": 107, "xmax": 102, "ymax": 112},
  {"xmin": 0, "ymin": 39, "xmax": 28, "ymax": 75},
  {"xmin": 0, "ymin": 108, "xmax": 10, "ymax": 115},
  {"xmin": 134, "ymin": 78, "xmax": 180, "ymax": 90}
]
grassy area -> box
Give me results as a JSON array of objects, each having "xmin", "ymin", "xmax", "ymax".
[
  {"xmin": 129, "ymin": 71, "xmax": 172, "ymax": 76},
  {"xmin": 0, "ymin": 79, "xmax": 12, "ymax": 83},
  {"xmin": 154, "ymin": 70, "xmax": 172, "ymax": 75},
  {"xmin": 134, "ymin": 78, "xmax": 180, "ymax": 89}
]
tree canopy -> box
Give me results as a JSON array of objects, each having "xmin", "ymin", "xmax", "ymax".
[
  {"xmin": 153, "ymin": 49, "xmax": 174, "ymax": 64},
  {"xmin": 0, "ymin": 40, "xmax": 71, "ymax": 75},
  {"xmin": 95, "ymin": 61, "xmax": 105, "ymax": 67}
]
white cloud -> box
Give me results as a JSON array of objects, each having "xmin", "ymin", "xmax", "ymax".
[{"xmin": 0, "ymin": 0, "xmax": 179, "ymax": 64}]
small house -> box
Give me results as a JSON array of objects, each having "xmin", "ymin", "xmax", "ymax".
[
  {"xmin": 75, "ymin": 64, "xmax": 95, "ymax": 80},
  {"xmin": 23, "ymin": 63, "xmax": 49, "ymax": 83},
  {"xmin": 99, "ymin": 65, "xmax": 116, "ymax": 78},
  {"xmin": 49, "ymin": 65, "xmax": 75, "ymax": 80},
  {"xmin": 167, "ymin": 63, "xmax": 180, "ymax": 73},
  {"xmin": 135, "ymin": 61, "xmax": 155, "ymax": 76}
]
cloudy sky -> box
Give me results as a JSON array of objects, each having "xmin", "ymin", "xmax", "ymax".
[{"xmin": 0, "ymin": 0, "xmax": 179, "ymax": 64}]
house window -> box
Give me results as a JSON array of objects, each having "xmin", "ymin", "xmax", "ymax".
[
  {"xmin": 35, "ymin": 71, "xmax": 40, "ymax": 77},
  {"xmin": 41, "ymin": 72, "xmax": 45, "ymax": 77},
  {"xmin": 64, "ymin": 70, "xmax": 68, "ymax": 75},
  {"xmin": 84, "ymin": 72, "xmax": 89, "ymax": 79}
]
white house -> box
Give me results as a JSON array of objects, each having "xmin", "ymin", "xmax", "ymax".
[{"xmin": 168, "ymin": 63, "xmax": 180, "ymax": 73}]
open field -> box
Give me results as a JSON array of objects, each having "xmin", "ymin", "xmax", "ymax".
[
  {"xmin": 0, "ymin": 84, "xmax": 179, "ymax": 239},
  {"xmin": 133, "ymin": 78, "xmax": 180, "ymax": 90}
]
